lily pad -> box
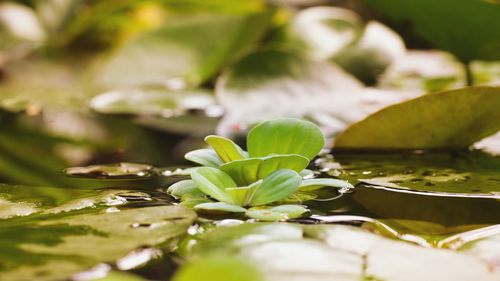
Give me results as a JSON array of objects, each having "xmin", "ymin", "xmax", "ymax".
[
  {"xmin": 0, "ymin": 185, "xmax": 196, "ymax": 281},
  {"xmin": 334, "ymin": 151, "xmax": 500, "ymax": 196},
  {"xmin": 90, "ymin": 88, "xmax": 215, "ymax": 116},
  {"xmin": 333, "ymin": 87, "xmax": 500, "ymax": 150},
  {"xmin": 64, "ymin": 162, "xmax": 154, "ymax": 179}
]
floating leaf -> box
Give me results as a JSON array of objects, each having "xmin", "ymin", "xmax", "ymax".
[
  {"xmin": 364, "ymin": 0, "xmax": 500, "ymax": 62},
  {"xmin": 194, "ymin": 202, "xmax": 246, "ymax": 213},
  {"xmin": 0, "ymin": 197, "xmax": 196, "ymax": 281},
  {"xmin": 205, "ymin": 135, "xmax": 247, "ymax": 162},
  {"xmin": 334, "ymin": 87, "xmax": 500, "ymax": 150},
  {"xmin": 246, "ymin": 205, "xmax": 307, "ymax": 221},
  {"xmin": 64, "ymin": 162, "xmax": 153, "ymax": 179},
  {"xmin": 247, "ymin": 118, "xmax": 325, "ymax": 160},
  {"xmin": 99, "ymin": 11, "xmax": 272, "ymax": 88},
  {"xmin": 250, "ymin": 169, "xmax": 302, "ymax": 206},
  {"xmin": 298, "ymin": 178, "xmax": 354, "ymax": 192},
  {"xmin": 90, "ymin": 88, "xmax": 215, "ymax": 116},
  {"xmin": 185, "ymin": 149, "xmax": 224, "ymax": 168},
  {"xmin": 167, "ymin": 180, "xmax": 203, "ymax": 198},
  {"xmin": 335, "ymin": 151, "xmax": 500, "ymax": 197},
  {"xmin": 220, "ymin": 154, "xmax": 309, "ymax": 185},
  {"xmin": 191, "ymin": 167, "xmax": 235, "ymax": 203}
]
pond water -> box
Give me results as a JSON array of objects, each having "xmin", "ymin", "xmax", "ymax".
[{"xmin": 0, "ymin": 148, "xmax": 498, "ymax": 280}]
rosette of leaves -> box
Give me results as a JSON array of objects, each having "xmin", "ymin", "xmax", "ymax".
[{"xmin": 167, "ymin": 118, "xmax": 354, "ymax": 221}]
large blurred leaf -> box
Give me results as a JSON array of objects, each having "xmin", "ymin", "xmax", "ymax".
[
  {"xmin": 334, "ymin": 87, "xmax": 500, "ymax": 150},
  {"xmin": 0, "ymin": 184, "xmax": 196, "ymax": 281},
  {"xmin": 99, "ymin": 10, "xmax": 272, "ymax": 88},
  {"xmin": 186, "ymin": 223, "xmax": 500, "ymax": 281},
  {"xmin": 364, "ymin": 0, "xmax": 500, "ymax": 62}
]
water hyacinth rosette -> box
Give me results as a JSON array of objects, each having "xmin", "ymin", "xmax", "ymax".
[{"xmin": 167, "ymin": 118, "xmax": 354, "ymax": 221}]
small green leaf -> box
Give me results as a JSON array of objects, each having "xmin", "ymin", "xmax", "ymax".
[
  {"xmin": 167, "ymin": 180, "xmax": 203, "ymax": 197},
  {"xmin": 194, "ymin": 202, "xmax": 247, "ymax": 213},
  {"xmin": 191, "ymin": 167, "xmax": 235, "ymax": 203},
  {"xmin": 185, "ymin": 149, "xmax": 224, "ymax": 168},
  {"xmin": 250, "ymin": 169, "xmax": 302, "ymax": 206},
  {"xmin": 246, "ymin": 205, "xmax": 308, "ymax": 221},
  {"xmin": 298, "ymin": 178, "xmax": 354, "ymax": 191},
  {"xmin": 205, "ymin": 135, "xmax": 248, "ymax": 163},
  {"xmin": 220, "ymin": 154, "xmax": 309, "ymax": 185},
  {"xmin": 225, "ymin": 180, "xmax": 262, "ymax": 206},
  {"xmin": 247, "ymin": 118, "xmax": 325, "ymax": 160}
]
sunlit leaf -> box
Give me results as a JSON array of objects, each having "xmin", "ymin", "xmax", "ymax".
[
  {"xmin": 205, "ymin": 135, "xmax": 247, "ymax": 163},
  {"xmin": 246, "ymin": 204, "xmax": 307, "ymax": 221},
  {"xmin": 298, "ymin": 178, "xmax": 354, "ymax": 192},
  {"xmin": 191, "ymin": 167, "xmax": 235, "ymax": 203},
  {"xmin": 194, "ymin": 202, "xmax": 246, "ymax": 213},
  {"xmin": 185, "ymin": 149, "xmax": 223, "ymax": 168},
  {"xmin": 220, "ymin": 154, "xmax": 309, "ymax": 185},
  {"xmin": 334, "ymin": 87, "xmax": 500, "ymax": 150},
  {"xmin": 247, "ymin": 118, "xmax": 325, "ymax": 160},
  {"xmin": 250, "ymin": 169, "xmax": 302, "ymax": 206},
  {"xmin": 167, "ymin": 180, "xmax": 203, "ymax": 198}
]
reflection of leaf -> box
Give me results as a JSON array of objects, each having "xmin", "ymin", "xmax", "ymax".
[
  {"xmin": 334, "ymin": 87, "xmax": 500, "ymax": 150},
  {"xmin": 99, "ymin": 11, "xmax": 272, "ymax": 88},
  {"xmin": 0, "ymin": 193, "xmax": 196, "ymax": 281},
  {"xmin": 365, "ymin": 0, "xmax": 500, "ymax": 62}
]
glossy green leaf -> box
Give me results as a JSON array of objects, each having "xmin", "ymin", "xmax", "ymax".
[
  {"xmin": 247, "ymin": 118, "xmax": 325, "ymax": 160},
  {"xmin": 205, "ymin": 135, "xmax": 247, "ymax": 162},
  {"xmin": 220, "ymin": 154, "xmax": 309, "ymax": 185},
  {"xmin": 191, "ymin": 167, "xmax": 235, "ymax": 203},
  {"xmin": 185, "ymin": 149, "xmax": 224, "ymax": 168},
  {"xmin": 225, "ymin": 180, "xmax": 262, "ymax": 206},
  {"xmin": 334, "ymin": 87, "xmax": 500, "ymax": 150},
  {"xmin": 167, "ymin": 180, "xmax": 203, "ymax": 198},
  {"xmin": 246, "ymin": 205, "xmax": 308, "ymax": 221},
  {"xmin": 99, "ymin": 11, "xmax": 272, "ymax": 88},
  {"xmin": 364, "ymin": 0, "xmax": 500, "ymax": 62},
  {"xmin": 250, "ymin": 169, "xmax": 302, "ymax": 206},
  {"xmin": 194, "ymin": 202, "xmax": 246, "ymax": 213},
  {"xmin": 298, "ymin": 178, "xmax": 354, "ymax": 192}
]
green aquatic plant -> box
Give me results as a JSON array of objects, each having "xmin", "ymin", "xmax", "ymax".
[{"xmin": 167, "ymin": 118, "xmax": 354, "ymax": 221}]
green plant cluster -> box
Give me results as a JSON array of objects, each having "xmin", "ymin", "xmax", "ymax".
[{"xmin": 167, "ymin": 118, "xmax": 354, "ymax": 221}]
